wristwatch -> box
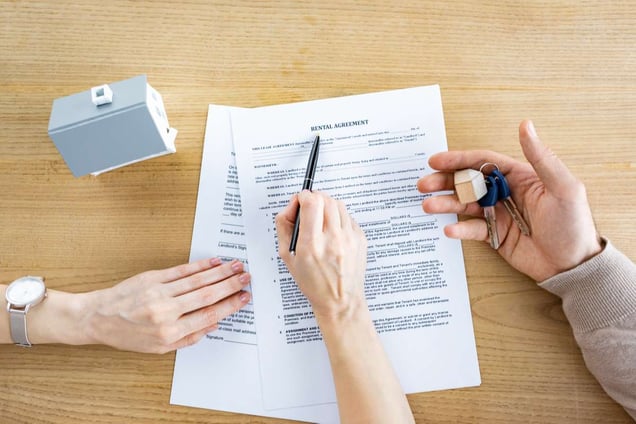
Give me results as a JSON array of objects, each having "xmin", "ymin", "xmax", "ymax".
[{"xmin": 5, "ymin": 276, "xmax": 47, "ymax": 347}]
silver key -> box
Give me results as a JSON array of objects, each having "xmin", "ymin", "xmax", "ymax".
[
  {"xmin": 478, "ymin": 175, "xmax": 500, "ymax": 249},
  {"xmin": 492, "ymin": 169, "xmax": 531, "ymax": 236}
]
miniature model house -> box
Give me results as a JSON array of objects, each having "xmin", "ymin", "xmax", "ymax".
[{"xmin": 48, "ymin": 75, "xmax": 177, "ymax": 177}]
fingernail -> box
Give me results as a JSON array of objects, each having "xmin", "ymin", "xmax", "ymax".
[
  {"xmin": 239, "ymin": 291, "xmax": 251, "ymax": 302},
  {"xmin": 210, "ymin": 257, "xmax": 222, "ymax": 266},
  {"xmin": 231, "ymin": 260, "xmax": 243, "ymax": 272},
  {"xmin": 527, "ymin": 120, "xmax": 537, "ymax": 137},
  {"xmin": 238, "ymin": 273, "xmax": 250, "ymax": 285}
]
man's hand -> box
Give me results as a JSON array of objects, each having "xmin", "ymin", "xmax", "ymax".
[{"xmin": 417, "ymin": 120, "xmax": 603, "ymax": 281}]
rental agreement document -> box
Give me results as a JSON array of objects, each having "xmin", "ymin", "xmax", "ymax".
[
  {"xmin": 232, "ymin": 85, "xmax": 481, "ymax": 410},
  {"xmin": 170, "ymin": 106, "xmax": 339, "ymax": 423}
]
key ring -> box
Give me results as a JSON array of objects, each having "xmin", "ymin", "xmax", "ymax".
[{"xmin": 479, "ymin": 162, "xmax": 499, "ymax": 175}]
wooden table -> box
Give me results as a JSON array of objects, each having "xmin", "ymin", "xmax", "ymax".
[{"xmin": 1, "ymin": 1, "xmax": 634, "ymax": 422}]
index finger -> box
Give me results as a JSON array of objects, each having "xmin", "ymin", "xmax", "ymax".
[
  {"xmin": 428, "ymin": 149, "xmax": 521, "ymax": 175},
  {"xmin": 145, "ymin": 257, "xmax": 223, "ymax": 285},
  {"xmin": 297, "ymin": 190, "xmax": 325, "ymax": 246},
  {"xmin": 275, "ymin": 194, "xmax": 299, "ymax": 226}
]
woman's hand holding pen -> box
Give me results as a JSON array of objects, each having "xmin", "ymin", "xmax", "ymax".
[
  {"xmin": 72, "ymin": 258, "xmax": 251, "ymax": 353},
  {"xmin": 417, "ymin": 120, "xmax": 603, "ymax": 281},
  {"xmin": 276, "ymin": 190, "xmax": 368, "ymax": 321},
  {"xmin": 276, "ymin": 190, "xmax": 415, "ymax": 424}
]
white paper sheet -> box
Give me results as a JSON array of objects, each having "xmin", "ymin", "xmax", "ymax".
[
  {"xmin": 231, "ymin": 86, "xmax": 481, "ymax": 410},
  {"xmin": 170, "ymin": 106, "xmax": 339, "ymax": 423}
]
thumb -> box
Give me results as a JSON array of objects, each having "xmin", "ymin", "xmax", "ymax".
[{"xmin": 519, "ymin": 120, "xmax": 577, "ymax": 195}]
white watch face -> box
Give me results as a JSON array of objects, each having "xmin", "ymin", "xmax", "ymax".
[{"xmin": 6, "ymin": 277, "xmax": 46, "ymax": 307}]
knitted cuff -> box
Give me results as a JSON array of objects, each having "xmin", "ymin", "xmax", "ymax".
[{"xmin": 539, "ymin": 239, "xmax": 636, "ymax": 333}]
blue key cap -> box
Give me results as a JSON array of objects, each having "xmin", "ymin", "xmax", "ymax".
[
  {"xmin": 478, "ymin": 176, "xmax": 500, "ymax": 249},
  {"xmin": 491, "ymin": 169, "xmax": 531, "ymax": 236}
]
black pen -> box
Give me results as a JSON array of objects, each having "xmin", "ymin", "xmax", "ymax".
[{"xmin": 289, "ymin": 135, "xmax": 321, "ymax": 255}]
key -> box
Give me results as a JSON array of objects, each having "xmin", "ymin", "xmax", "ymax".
[
  {"xmin": 454, "ymin": 169, "xmax": 487, "ymax": 204},
  {"xmin": 491, "ymin": 169, "xmax": 531, "ymax": 236},
  {"xmin": 478, "ymin": 175, "xmax": 500, "ymax": 249}
]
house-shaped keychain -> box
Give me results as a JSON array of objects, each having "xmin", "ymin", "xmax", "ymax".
[{"xmin": 48, "ymin": 75, "xmax": 177, "ymax": 177}]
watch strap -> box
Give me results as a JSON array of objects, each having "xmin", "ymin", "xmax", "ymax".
[{"xmin": 9, "ymin": 307, "xmax": 32, "ymax": 347}]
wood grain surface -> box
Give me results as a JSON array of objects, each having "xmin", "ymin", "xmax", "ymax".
[{"xmin": 1, "ymin": 1, "xmax": 634, "ymax": 422}]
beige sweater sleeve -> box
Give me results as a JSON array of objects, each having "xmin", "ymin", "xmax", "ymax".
[{"xmin": 539, "ymin": 239, "xmax": 636, "ymax": 420}]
